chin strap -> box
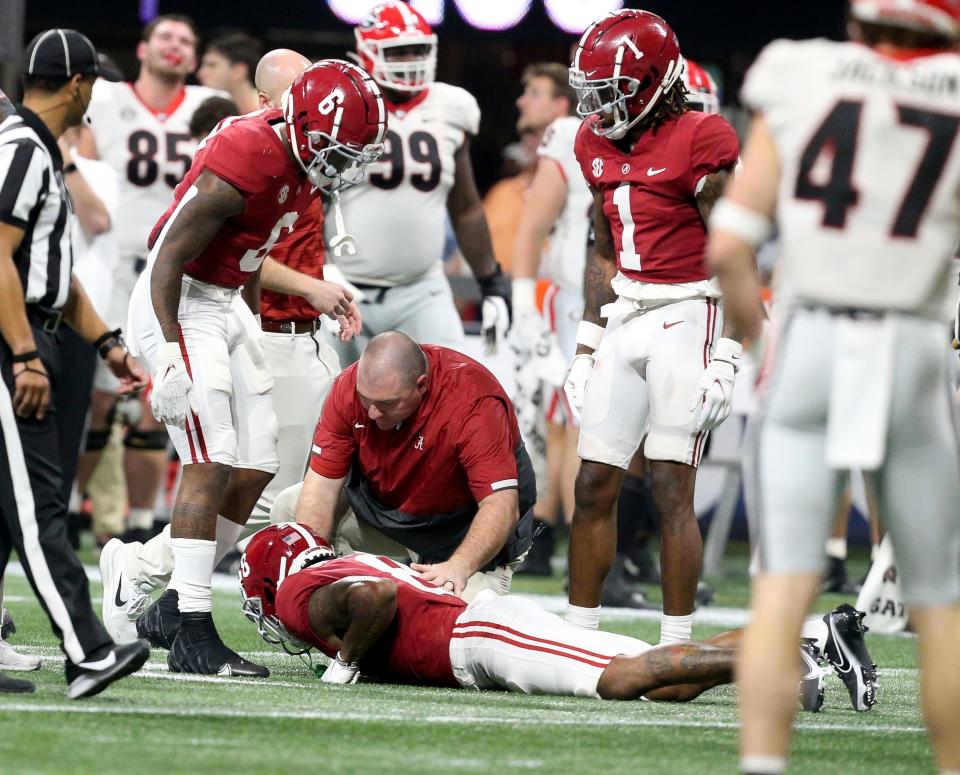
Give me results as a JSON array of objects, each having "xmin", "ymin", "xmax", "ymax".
[{"xmin": 327, "ymin": 190, "xmax": 357, "ymax": 258}]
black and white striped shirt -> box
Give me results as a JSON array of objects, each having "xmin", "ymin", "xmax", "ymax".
[{"xmin": 0, "ymin": 106, "xmax": 72, "ymax": 310}]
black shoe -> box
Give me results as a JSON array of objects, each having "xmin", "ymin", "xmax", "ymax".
[
  {"xmin": 136, "ymin": 589, "xmax": 181, "ymax": 650},
  {"xmin": 65, "ymin": 640, "xmax": 150, "ymax": 699},
  {"xmin": 0, "ymin": 672, "xmax": 34, "ymax": 693},
  {"xmin": 214, "ymin": 549, "xmax": 242, "ymax": 577},
  {"xmin": 822, "ymin": 604, "xmax": 878, "ymax": 711},
  {"xmin": 1, "ymin": 607, "xmax": 15, "ymax": 640},
  {"xmin": 601, "ymin": 555, "xmax": 658, "ymax": 609},
  {"xmin": 120, "ymin": 527, "xmax": 153, "ymax": 545},
  {"xmin": 822, "ymin": 556, "xmax": 861, "ymax": 595},
  {"xmin": 515, "ymin": 523, "xmax": 554, "ymax": 577},
  {"xmin": 798, "ymin": 638, "xmax": 825, "ymax": 712},
  {"xmin": 623, "ymin": 541, "xmax": 661, "ymax": 585},
  {"xmin": 168, "ymin": 612, "xmax": 269, "ymax": 677},
  {"xmin": 695, "ymin": 581, "xmax": 715, "ymax": 608}
]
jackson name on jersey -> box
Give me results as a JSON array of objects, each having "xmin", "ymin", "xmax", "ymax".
[
  {"xmin": 325, "ymin": 81, "xmax": 480, "ymax": 287},
  {"xmin": 84, "ymin": 80, "xmax": 224, "ymax": 261},
  {"xmin": 742, "ymin": 39, "xmax": 960, "ymax": 318}
]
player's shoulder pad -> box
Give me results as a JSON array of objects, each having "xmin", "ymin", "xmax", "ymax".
[
  {"xmin": 539, "ymin": 115, "xmax": 580, "ymax": 159},
  {"xmin": 426, "ymin": 82, "xmax": 481, "ymax": 135},
  {"xmin": 202, "ymin": 112, "xmax": 289, "ymax": 192},
  {"xmin": 741, "ymin": 38, "xmax": 829, "ymax": 113}
]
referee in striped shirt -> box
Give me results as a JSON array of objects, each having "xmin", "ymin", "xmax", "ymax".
[{"xmin": 0, "ymin": 29, "xmax": 150, "ymax": 696}]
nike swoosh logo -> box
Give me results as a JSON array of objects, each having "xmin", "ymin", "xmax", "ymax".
[
  {"xmin": 354, "ymin": 423, "xmax": 365, "ymax": 429},
  {"xmin": 647, "ymin": 167, "xmax": 667, "ymax": 176},
  {"xmin": 828, "ymin": 619, "xmax": 853, "ymax": 674},
  {"xmin": 662, "ymin": 321, "xmax": 683, "ymax": 330},
  {"xmin": 114, "ymin": 580, "xmax": 127, "ymax": 609},
  {"xmin": 77, "ymin": 651, "xmax": 117, "ymax": 671}
]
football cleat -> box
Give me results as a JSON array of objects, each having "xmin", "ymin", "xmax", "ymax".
[
  {"xmin": 822, "ymin": 604, "xmax": 878, "ymax": 711},
  {"xmin": 0, "ymin": 639, "xmax": 40, "ymax": 672},
  {"xmin": 798, "ymin": 638, "xmax": 825, "ymax": 712},
  {"xmin": 136, "ymin": 589, "xmax": 181, "ymax": 650},
  {"xmin": 168, "ymin": 612, "xmax": 269, "ymax": 677},
  {"xmin": 1, "ymin": 607, "xmax": 15, "ymax": 640},
  {"xmin": 99, "ymin": 538, "xmax": 150, "ymax": 643},
  {"xmin": 0, "ymin": 673, "xmax": 34, "ymax": 693},
  {"xmin": 65, "ymin": 640, "xmax": 150, "ymax": 699}
]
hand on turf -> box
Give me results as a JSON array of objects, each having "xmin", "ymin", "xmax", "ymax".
[
  {"xmin": 320, "ymin": 652, "xmax": 360, "ymax": 684},
  {"xmin": 689, "ymin": 338, "xmax": 742, "ymax": 432},
  {"xmin": 411, "ymin": 559, "xmax": 469, "ymax": 596}
]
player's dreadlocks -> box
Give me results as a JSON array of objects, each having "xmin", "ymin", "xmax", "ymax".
[{"xmin": 643, "ymin": 79, "xmax": 689, "ymax": 130}]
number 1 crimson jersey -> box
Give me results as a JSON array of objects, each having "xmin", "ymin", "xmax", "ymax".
[
  {"xmin": 574, "ymin": 111, "xmax": 739, "ymax": 284},
  {"xmin": 147, "ymin": 109, "xmax": 318, "ymax": 289},
  {"xmin": 275, "ymin": 552, "xmax": 465, "ymax": 686}
]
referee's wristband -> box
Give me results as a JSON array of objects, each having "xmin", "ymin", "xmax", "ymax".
[
  {"xmin": 62, "ymin": 163, "xmax": 78, "ymax": 175},
  {"xmin": 93, "ymin": 328, "xmax": 125, "ymax": 360},
  {"xmin": 11, "ymin": 350, "xmax": 40, "ymax": 364},
  {"xmin": 575, "ymin": 321, "xmax": 605, "ymax": 351}
]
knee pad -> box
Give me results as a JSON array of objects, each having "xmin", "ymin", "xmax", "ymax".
[
  {"xmin": 84, "ymin": 428, "xmax": 111, "ymax": 452},
  {"xmin": 124, "ymin": 429, "xmax": 169, "ymax": 451}
]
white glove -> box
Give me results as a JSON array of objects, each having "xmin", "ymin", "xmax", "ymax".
[
  {"xmin": 150, "ymin": 341, "xmax": 198, "ymax": 429},
  {"xmin": 563, "ymin": 353, "xmax": 595, "ymax": 422},
  {"xmin": 481, "ymin": 296, "xmax": 510, "ymax": 356},
  {"xmin": 320, "ymin": 652, "xmax": 360, "ymax": 684},
  {"xmin": 689, "ymin": 337, "xmax": 742, "ymax": 432}
]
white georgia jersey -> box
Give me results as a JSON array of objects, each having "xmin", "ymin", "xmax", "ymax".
[
  {"xmin": 84, "ymin": 80, "xmax": 223, "ymax": 260},
  {"xmin": 326, "ymin": 82, "xmax": 480, "ymax": 286},
  {"xmin": 537, "ymin": 116, "xmax": 592, "ymax": 294},
  {"xmin": 743, "ymin": 39, "xmax": 960, "ymax": 319}
]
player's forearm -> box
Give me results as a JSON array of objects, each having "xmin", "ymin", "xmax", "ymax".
[
  {"xmin": 295, "ymin": 469, "xmax": 345, "ymax": 540},
  {"xmin": 451, "ymin": 204, "xmax": 499, "ymax": 280},
  {"xmin": 449, "ymin": 491, "xmax": 518, "ymax": 575},
  {"xmin": 260, "ymin": 256, "xmax": 316, "ymax": 297},
  {"xmin": 338, "ymin": 580, "xmax": 398, "ymax": 664},
  {"xmin": 62, "ymin": 168, "xmax": 110, "ymax": 236},
  {"xmin": 511, "ymin": 216, "xmax": 550, "ymax": 280},
  {"xmin": 578, "ymin": 249, "xmax": 617, "ymax": 355},
  {"xmin": 708, "ymin": 235, "xmax": 763, "ymax": 343},
  {"xmin": 150, "ymin": 257, "xmax": 187, "ymax": 343},
  {"xmin": 0, "ymin": 252, "xmax": 37, "ymax": 355},
  {"xmin": 62, "ymin": 273, "xmax": 111, "ymax": 344}
]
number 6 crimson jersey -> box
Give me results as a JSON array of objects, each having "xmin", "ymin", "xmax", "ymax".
[
  {"xmin": 574, "ymin": 111, "xmax": 738, "ymax": 285},
  {"xmin": 83, "ymin": 80, "xmax": 223, "ymax": 261},
  {"xmin": 147, "ymin": 109, "xmax": 318, "ymax": 288},
  {"xmin": 742, "ymin": 39, "xmax": 960, "ymax": 316}
]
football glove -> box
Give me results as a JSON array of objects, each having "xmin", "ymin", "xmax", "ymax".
[
  {"xmin": 150, "ymin": 341, "xmax": 198, "ymax": 429},
  {"xmin": 479, "ymin": 266, "xmax": 512, "ymax": 355},
  {"xmin": 689, "ymin": 337, "xmax": 742, "ymax": 432},
  {"xmin": 563, "ymin": 353, "xmax": 595, "ymax": 422},
  {"xmin": 320, "ymin": 652, "xmax": 360, "ymax": 684}
]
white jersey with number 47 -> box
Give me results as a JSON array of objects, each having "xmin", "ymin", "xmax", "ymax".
[
  {"xmin": 743, "ymin": 39, "xmax": 960, "ymax": 318},
  {"xmin": 84, "ymin": 80, "xmax": 223, "ymax": 261},
  {"xmin": 326, "ymin": 82, "xmax": 480, "ymax": 287}
]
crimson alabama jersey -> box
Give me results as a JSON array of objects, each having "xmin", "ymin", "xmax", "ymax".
[
  {"xmin": 274, "ymin": 552, "xmax": 465, "ymax": 686},
  {"xmin": 148, "ymin": 109, "xmax": 317, "ymax": 289},
  {"xmin": 84, "ymin": 80, "xmax": 223, "ymax": 260},
  {"xmin": 574, "ymin": 111, "xmax": 738, "ymax": 285},
  {"xmin": 260, "ymin": 197, "xmax": 326, "ymax": 323},
  {"xmin": 310, "ymin": 345, "xmax": 522, "ymax": 516}
]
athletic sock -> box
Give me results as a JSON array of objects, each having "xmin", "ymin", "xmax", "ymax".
[
  {"xmin": 825, "ymin": 537, "xmax": 847, "ymax": 560},
  {"xmin": 565, "ymin": 604, "xmax": 600, "ymax": 630},
  {"xmin": 660, "ymin": 613, "xmax": 693, "ymax": 644},
  {"xmin": 214, "ymin": 515, "xmax": 244, "ymax": 566},
  {"xmin": 740, "ymin": 755, "xmax": 786, "ymax": 775},
  {"xmin": 128, "ymin": 507, "xmax": 154, "ymax": 531},
  {"xmin": 801, "ymin": 617, "xmax": 829, "ymax": 654},
  {"xmin": 169, "ymin": 538, "xmax": 216, "ymax": 613}
]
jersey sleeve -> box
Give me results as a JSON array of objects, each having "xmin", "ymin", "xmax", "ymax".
[
  {"xmin": 308, "ymin": 373, "xmax": 357, "ymax": 479},
  {"xmin": 740, "ymin": 39, "xmax": 798, "ymax": 114},
  {"xmin": 0, "ymin": 141, "xmax": 44, "ymax": 229},
  {"xmin": 456, "ymin": 397, "xmax": 519, "ymax": 503},
  {"xmin": 200, "ymin": 122, "xmax": 286, "ymax": 196},
  {"xmin": 686, "ymin": 114, "xmax": 740, "ymax": 195},
  {"xmin": 437, "ymin": 83, "xmax": 481, "ymax": 136},
  {"xmin": 538, "ymin": 117, "xmax": 580, "ymax": 183}
]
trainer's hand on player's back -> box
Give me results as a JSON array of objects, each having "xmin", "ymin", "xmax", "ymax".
[
  {"xmin": 12, "ymin": 358, "xmax": 50, "ymax": 420},
  {"xmin": 306, "ymin": 280, "xmax": 364, "ymax": 341},
  {"xmin": 411, "ymin": 559, "xmax": 469, "ymax": 596}
]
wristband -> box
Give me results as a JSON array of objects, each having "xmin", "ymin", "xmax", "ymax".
[
  {"xmin": 709, "ymin": 198, "xmax": 772, "ymax": 249},
  {"xmin": 12, "ymin": 350, "xmax": 40, "ymax": 364},
  {"xmin": 62, "ymin": 163, "xmax": 78, "ymax": 175},
  {"xmin": 512, "ymin": 278, "xmax": 537, "ymax": 319},
  {"xmin": 575, "ymin": 321, "xmax": 604, "ymax": 351},
  {"xmin": 93, "ymin": 328, "xmax": 125, "ymax": 361}
]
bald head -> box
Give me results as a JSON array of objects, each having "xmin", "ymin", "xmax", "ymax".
[
  {"xmin": 255, "ymin": 48, "xmax": 311, "ymax": 107},
  {"xmin": 357, "ymin": 333, "xmax": 430, "ymax": 429}
]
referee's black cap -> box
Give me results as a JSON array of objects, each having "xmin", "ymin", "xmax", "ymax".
[{"xmin": 22, "ymin": 29, "xmax": 121, "ymax": 82}]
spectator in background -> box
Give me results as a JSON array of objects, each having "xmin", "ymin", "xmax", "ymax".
[
  {"xmin": 197, "ymin": 33, "xmax": 263, "ymax": 115},
  {"xmin": 482, "ymin": 64, "xmax": 575, "ymax": 275},
  {"xmin": 188, "ymin": 95, "xmax": 239, "ymax": 140}
]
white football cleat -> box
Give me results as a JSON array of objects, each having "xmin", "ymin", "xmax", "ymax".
[
  {"xmin": 99, "ymin": 538, "xmax": 150, "ymax": 644},
  {"xmin": 0, "ymin": 640, "xmax": 40, "ymax": 671}
]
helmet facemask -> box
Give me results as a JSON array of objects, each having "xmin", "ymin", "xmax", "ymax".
[
  {"xmin": 300, "ymin": 129, "xmax": 384, "ymax": 193},
  {"xmin": 358, "ymin": 36, "xmax": 437, "ymax": 93},
  {"xmin": 240, "ymin": 593, "xmax": 313, "ymax": 656}
]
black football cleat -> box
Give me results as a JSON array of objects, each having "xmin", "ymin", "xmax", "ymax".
[
  {"xmin": 168, "ymin": 612, "xmax": 269, "ymax": 677},
  {"xmin": 601, "ymin": 555, "xmax": 658, "ymax": 609},
  {"xmin": 821, "ymin": 556, "xmax": 861, "ymax": 595},
  {"xmin": 1, "ymin": 607, "xmax": 15, "ymax": 640},
  {"xmin": 0, "ymin": 672, "xmax": 34, "ymax": 693},
  {"xmin": 66, "ymin": 640, "xmax": 150, "ymax": 699},
  {"xmin": 798, "ymin": 638, "xmax": 825, "ymax": 712},
  {"xmin": 515, "ymin": 523, "xmax": 554, "ymax": 577},
  {"xmin": 136, "ymin": 589, "xmax": 181, "ymax": 650},
  {"xmin": 822, "ymin": 604, "xmax": 878, "ymax": 711}
]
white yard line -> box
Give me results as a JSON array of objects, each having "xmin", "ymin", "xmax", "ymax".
[{"xmin": 0, "ymin": 701, "xmax": 925, "ymax": 734}]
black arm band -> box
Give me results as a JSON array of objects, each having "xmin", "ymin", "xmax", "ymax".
[
  {"xmin": 62, "ymin": 163, "xmax": 79, "ymax": 175},
  {"xmin": 11, "ymin": 350, "xmax": 39, "ymax": 363},
  {"xmin": 93, "ymin": 328, "xmax": 125, "ymax": 360}
]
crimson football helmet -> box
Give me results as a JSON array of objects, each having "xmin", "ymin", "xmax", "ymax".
[
  {"xmin": 239, "ymin": 523, "xmax": 336, "ymax": 654},
  {"xmin": 283, "ymin": 59, "xmax": 387, "ymax": 193},
  {"xmin": 569, "ymin": 9, "xmax": 682, "ymax": 140},
  {"xmin": 355, "ymin": 1, "xmax": 438, "ymax": 93},
  {"xmin": 851, "ymin": 0, "xmax": 960, "ymax": 38},
  {"xmin": 681, "ymin": 58, "xmax": 720, "ymax": 115}
]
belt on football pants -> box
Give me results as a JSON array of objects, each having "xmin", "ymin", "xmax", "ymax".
[{"xmin": 260, "ymin": 318, "xmax": 322, "ymax": 334}]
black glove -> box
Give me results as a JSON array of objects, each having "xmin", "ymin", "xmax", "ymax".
[{"xmin": 478, "ymin": 266, "xmax": 512, "ymax": 355}]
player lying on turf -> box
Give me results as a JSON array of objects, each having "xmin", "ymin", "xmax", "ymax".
[{"xmin": 239, "ymin": 524, "xmax": 875, "ymax": 709}]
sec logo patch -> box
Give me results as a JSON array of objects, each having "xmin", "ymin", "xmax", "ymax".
[
  {"xmin": 621, "ymin": 163, "xmax": 631, "ymax": 175},
  {"xmin": 592, "ymin": 157, "xmax": 604, "ymax": 177},
  {"xmin": 278, "ymin": 184, "xmax": 290, "ymax": 204}
]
